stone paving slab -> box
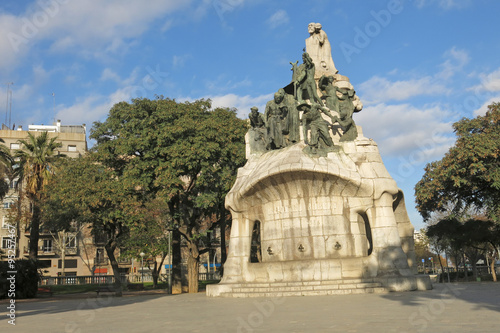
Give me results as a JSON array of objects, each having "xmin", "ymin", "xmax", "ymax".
[{"xmin": 1, "ymin": 282, "xmax": 499, "ymax": 332}]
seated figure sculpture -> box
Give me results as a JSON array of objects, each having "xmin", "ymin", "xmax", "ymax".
[
  {"xmin": 264, "ymin": 90, "xmax": 287, "ymax": 150},
  {"xmin": 333, "ymin": 88, "xmax": 359, "ymax": 142},
  {"xmin": 318, "ymin": 75, "xmax": 340, "ymax": 113},
  {"xmin": 299, "ymin": 102, "xmax": 336, "ymax": 152}
]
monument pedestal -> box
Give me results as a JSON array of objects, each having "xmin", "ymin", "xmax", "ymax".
[{"xmin": 207, "ymin": 132, "xmax": 431, "ymax": 297}]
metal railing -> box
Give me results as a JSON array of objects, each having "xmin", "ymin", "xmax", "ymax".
[
  {"xmin": 39, "ymin": 271, "xmax": 221, "ymax": 286},
  {"xmin": 40, "ymin": 275, "xmax": 126, "ymax": 286},
  {"xmin": 198, "ymin": 272, "xmax": 221, "ymax": 281}
]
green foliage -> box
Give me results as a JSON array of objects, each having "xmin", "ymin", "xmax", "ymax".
[
  {"xmin": 415, "ymin": 102, "xmax": 500, "ymax": 221},
  {"xmin": 42, "ymin": 156, "xmax": 136, "ymax": 244},
  {"xmin": 15, "ymin": 131, "xmax": 63, "ymax": 200},
  {"xmin": 122, "ymin": 197, "xmax": 171, "ymax": 259},
  {"xmin": 90, "ymin": 97, "xmax": 247, "ymax": 240},
  {"xmin": 0, "ymin": 259, "xmax": 40, "ymax": 299},
  {"xmin": 0, "ymin": 138, "xmax": 13, "ymax": 200},
  {"xmin": 13, "ymin": 131, "xmax": 65, "ymax": 260}
]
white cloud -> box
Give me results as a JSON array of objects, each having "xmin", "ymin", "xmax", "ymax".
[
  {"xmin": 267, "ymin": 9, "xmax": 289, "ymax": 29},
  {"xmin": 99, "ymin": 68, "xmax": 121, "ymax": 83},
  {"xmin": 356, "ymin": 103, "xmax": 456, "ymax": 159},
  {"xmin": 99, "ymin": 67, "xmax": 141, "ymax": 86},
  {"xmin": 437, "ymin": 47, "xmax": 469, "ymax": 80},
  {"xmin": 358, "ymin": 47, "xmax": 469, "ymax": 105},
  {"xmin": 471, "ymin": 68, "xmax": 500, "ymax": 92},
  {"xmin": 204, "ymin": 75, "xmax": 252, "ymax": 94},
  {"xmin": 473, "ymin": 96, "xmax": 500, "ymax": 116},
  {"xmin": 55, "ymin": 86, "xmax": 134, "ymax": 127},
  {"xmin": 358, "ymin": 76, "xmax": 449, "ymax": 105},
  {"xmin": 0, "ymin": 0, "xmax": 193, "ymax": 71},
  {"xmin": 173, "ymin": 54, "xmax": 192, "ymax": 69},
  {"xmin": 180, "ymin": 93, "xmax": 273, "ymax": 119},
  {"xmin": 415, "ymin": 0, "xmax": 472, "ymax": 9}
]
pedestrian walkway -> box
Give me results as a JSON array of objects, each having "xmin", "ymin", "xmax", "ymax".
[{"xmin": 1, "ymin": 282, "xmax": 499, "ymax": 332}]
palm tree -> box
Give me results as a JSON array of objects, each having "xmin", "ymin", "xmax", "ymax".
[
  {"xmin": 14, "ymin": 131, "xmax": 63, "ymax": 260},
  {"xmin": 0, "ymin": 138, "xmax": 13, "ymax": 199}
]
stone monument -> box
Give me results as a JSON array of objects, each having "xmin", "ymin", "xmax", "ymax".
[{"xmin": 207, "ymin": 23, "xmax": 431, "ymax": 297}]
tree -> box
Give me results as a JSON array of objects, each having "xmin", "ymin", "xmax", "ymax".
[
  {"xmin": 426, "ymin": 216, "xmax": 500, "ymax": 282},
  {"xmin": 90, "ymin": 97, "xmax": 247, "ymax": 293},
  {"xmin": 42, "ymin": 156, "xmax": 138, "ymax": 296},
  {"xmin": 461, "ymin": 218, "xmax": 500, "ymax": 282},
  {"xmin": 415, "ymin": 102, "xmax": 500, "ymax": 221},
  {"xmin": 14, "ymin": 131, "xmax": 63, "ymax": 260},
  {"xmin": 0, "ymin": 138, "xmax": 13, "ymax": 200},
  {"xmin": 122, "ymin": 197, "xmax": 172, "ymax": 288}
]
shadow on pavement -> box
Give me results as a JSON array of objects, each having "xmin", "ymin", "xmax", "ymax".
[{"xmin": 380, "ymin": 281, "xmax": 500, "ymax": 313}]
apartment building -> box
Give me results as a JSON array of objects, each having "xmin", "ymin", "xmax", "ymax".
[{"xmin": 0, "ymin": 120, "xmax": 135, "ymax": 278}]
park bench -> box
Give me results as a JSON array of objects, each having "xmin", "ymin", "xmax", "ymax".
[
  {"xmin": 37, "ymin": 287, "xmax": 53, "ymax": 297},
  {"xmin": 127, "ymin": 283, "xmax": 144, "ymax": 291},
  {"xmin": 96, "ymin": 285, "xmax": 116, "ymax": 295}
]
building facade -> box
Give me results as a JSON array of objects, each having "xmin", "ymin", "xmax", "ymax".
[{"xmin": 0, "ymin": 121, "xmax": 135, "ymax": 278}]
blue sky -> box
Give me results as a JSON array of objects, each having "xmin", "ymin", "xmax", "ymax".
[{"xmin": 1, "ymin": 0, "xmax": 500, "ymax": 231}]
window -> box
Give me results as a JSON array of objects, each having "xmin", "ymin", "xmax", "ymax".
[
  {"xmin": 1, "ymin": 237, "xmax": 12, "ymax": 249},
  {"xmin": 95, "ymin": 248, "xmax": 106, "ymax": 264},
  {"xmin": 10, "ymin": 143, "xmax": 20, "ymax": 150},
  {"xmin": 38, "ymin": 260, "xmax": 51, "ymax": 268},
  {"xmin": 58, "ymin": 259, "xmax": 77, "ymax": 269},
  {"xmin": 2, "ymin": 216, "xmax": 12, "ymax": 229},
  {"xmin": 42, "ymin": 239, "xmax": 53, "ymax": 253},
  {"xmin": 68, "ymin": 145, "xmax": 77, "ymax": 152},
  {"xmin": 65, "ymin": 234, "xmax": 77, "ymax": 248},
  {"xmin": 3, "ymin": 202, "xmax": 12, "ymax": 209},
  {"xmin": 9, "ymin": 180, "xmax": 18, "ymax": 189}
]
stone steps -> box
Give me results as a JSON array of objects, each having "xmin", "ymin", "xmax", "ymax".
[{"xmin": 214, "ymin": 279, "xmax": 390, "ymax": 298}]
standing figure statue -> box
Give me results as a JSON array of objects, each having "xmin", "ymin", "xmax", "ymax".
[
  {"xmin": 305, "ymin": 22, "xmax": 338, "ymax": 78},
  {"xmin": 264, "ymin": 90, "xmax": 287, "ymax": 150},
  {"xmin": 299, "ymin": 102, "xmax": 336, "ymax": 152},
  {"xmin": 282, "ymin": 90, "xmax": 300, "ymax": 144},
  {"xmin": 249, "ymin": 106, "xmax": 267, "ymax": 153},
  {"xmin": 295, "ymin": 52, "xmax": 323, "ymax": 106},
  {"xmin": 318, "ymin": 75, "xmax": 340, "ymax": 113},
  {"xmin": 332, "ymin": 88, "xmax": 358, "ymax": 142}
]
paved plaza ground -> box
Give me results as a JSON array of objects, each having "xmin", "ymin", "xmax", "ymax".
[{"xmin": 1, "ymin": 282, "xmax": 499, "ymax": 332}]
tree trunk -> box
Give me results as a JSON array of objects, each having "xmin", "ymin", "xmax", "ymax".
[
  {"xmin": 28, "ymin": 203, "xmax": 41, "ymax": 260},
  {"xmin": 453, "ymin": 254, "xmax": 460, "ymax": 282},
  {"xmin": 152, "ymin": 260, "xmax": 159, "ymax": 289},
  {"xmin": 187, "ymin": 241, "xmax": 199, "ymax": 293},
  {"xmin": 220, "ymin": 214, "xmax": 226, "ymax": 276},
  {"xmin": 171, "ymin": 229, "xmax": 183, "ymax": 294},
  {"xmin": 437, "ymin": 254, "xmax": 445, "ymax": 283},
  {"xmin": 462, "ymin": 252, "xmax": 469, "ymax": 282},
  {"xmin": 489, "ymin": 248, "xmax": 498, "ymax": 282},
  {"xmin": 105, "ymin": 244, "xmax": 122, "ymax": 297},
  {"xmin": 61, "ymin": 233, "xmax": 66, "ymax": 277}
]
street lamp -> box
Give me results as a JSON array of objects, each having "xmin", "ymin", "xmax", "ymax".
[
  {"xmin": 140, "ymin": 252, "xmax": 145, "ymax": 283},
  {"xmin": 168, "ymin": 231, "xmax": 172, "ymax": 294}
]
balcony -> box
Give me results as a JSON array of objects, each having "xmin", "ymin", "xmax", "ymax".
[
  {"xmin": 38, "ymin": 246, "xmax": 55, "ymax": 256},
  {"xmin": 94, "ymin": 258, "xmax": 109, "ymax": 266},
  {"xmin": 64, "ymin": 247, "xmax": 78, "ymax": 255},
  {"xmin": 117, "ymin": 257, "xmax": 131, "ymax": 265}
]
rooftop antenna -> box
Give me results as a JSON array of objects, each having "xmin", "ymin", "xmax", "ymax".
[
  {"xmin": 4, "ymin": 82, "xmax": 13, "ymax": 128},
  {"xmin": 52, "ymin": 92, "xmax": 55, "ymax": 124}
]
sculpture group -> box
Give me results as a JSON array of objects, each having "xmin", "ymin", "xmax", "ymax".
[
  {"xmin": 208, "ymin": 23, "xmax": 431, "ymax": 298},
  {"xmin": 250, "ymin": 24, "xmax": 362, "ymax": 155}
]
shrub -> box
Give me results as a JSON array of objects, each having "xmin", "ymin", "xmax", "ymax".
[{"xmin": 0, "ymin": 259, "xmax": 40, "ymax": 299}]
